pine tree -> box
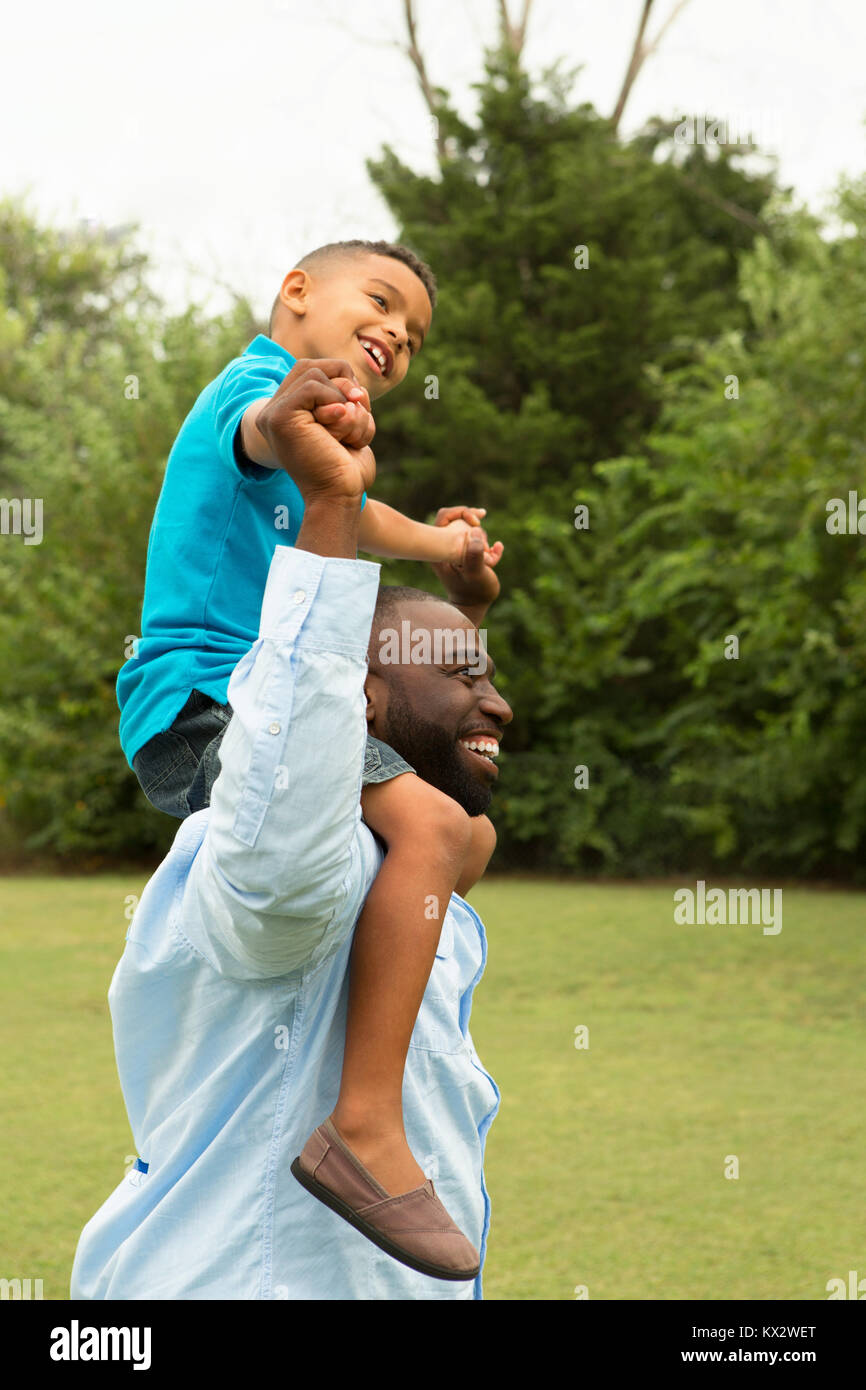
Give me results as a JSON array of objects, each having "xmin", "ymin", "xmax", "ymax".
[{"xmin": 366, "ymin": 47, "xmax": 796, "ymax": 873}]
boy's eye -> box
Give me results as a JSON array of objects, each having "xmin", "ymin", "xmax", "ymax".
[{"xmin": 368, "ymin": 291, "xmax": 415, "ymax": 354}]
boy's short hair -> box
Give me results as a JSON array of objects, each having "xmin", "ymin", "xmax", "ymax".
[{"xmin": 268, "ymin": 240, "xmax": 436, "ymax": 334}]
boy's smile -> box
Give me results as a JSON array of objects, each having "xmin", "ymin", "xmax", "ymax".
[
  {"xmin": 274, "ymin": 253, "xmax": 433, "ymax": 401},
  {"xmin": 357, "ymin": 334, "xmax": 393, "ymax": 378}
]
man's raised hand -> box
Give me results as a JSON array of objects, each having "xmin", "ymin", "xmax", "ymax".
[
  {"xmin": 255, "ymin": 359, "xmax": 376, "ymax": 502},
  {"xmin": 312, "ymin": 378, "xmax": 376, "ymax": 451}
]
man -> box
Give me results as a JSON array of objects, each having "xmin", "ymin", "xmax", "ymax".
[{"xmin": 70, "ymin": 371, "xmax": 513, "ymax": 1301}]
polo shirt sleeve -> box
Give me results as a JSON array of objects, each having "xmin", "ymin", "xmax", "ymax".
[{"xmin": 213, "ymin": 355, "xmax": 289, "ymax": 483}]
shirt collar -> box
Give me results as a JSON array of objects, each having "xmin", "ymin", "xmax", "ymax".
[{"xmin": 244, "ymin": 334, "xmax": 296, "ymax": 366}]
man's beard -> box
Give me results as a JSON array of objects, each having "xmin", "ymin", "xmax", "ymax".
[{"xmin": 381, "ymin": 684, "xmax": 494, "ymax": 817}]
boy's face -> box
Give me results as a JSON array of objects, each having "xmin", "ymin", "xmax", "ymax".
[{"xmin": 275, "ymin": 253, "xmax": 433, "ymax": 400}]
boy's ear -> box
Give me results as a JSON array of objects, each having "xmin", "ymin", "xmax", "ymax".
[{"xmin": 279, "ymin": 268, "xmax": 309, "ymax": 318}]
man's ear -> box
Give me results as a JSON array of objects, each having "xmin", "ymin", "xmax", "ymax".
[{"xmin": 364, "ymin": 670, "xmax": 384, "ymax": 729}]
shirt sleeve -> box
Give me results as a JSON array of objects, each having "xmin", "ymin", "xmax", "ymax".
[
  {"xmin": 185, "ymin": 545, "xmax": 380, "ymax": 978},
  {"xmin": 213, "ymin": 355, "xmax": 288, "ymax": 482}
]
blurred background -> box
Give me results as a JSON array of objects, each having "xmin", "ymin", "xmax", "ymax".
[
  {"xmin": 3, "ymin": 0, "xmax": 866, "ymax": 876},
  {"xmin": 1, "ymin": 1, "xmax": 864, "ymax": 1302}
]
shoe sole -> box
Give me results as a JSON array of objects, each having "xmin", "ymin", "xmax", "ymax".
[{"xmin": 291, "ymin": 1156, "xmax": 480, "ymax": 1282}]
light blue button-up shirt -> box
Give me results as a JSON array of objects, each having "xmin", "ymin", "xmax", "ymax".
[{"xmin": 71, "ymin": 545, "xmax": 500, "ymax": 1300}]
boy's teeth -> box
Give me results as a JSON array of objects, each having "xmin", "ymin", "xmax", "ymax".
[{"xmin": 360, "ymin": 339, "xmax": 386, "ymax": 372}]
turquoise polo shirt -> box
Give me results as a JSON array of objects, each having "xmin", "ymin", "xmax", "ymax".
[{"xmin": 117, "ymin": 335, "xmax": 365, "ymax": 767}]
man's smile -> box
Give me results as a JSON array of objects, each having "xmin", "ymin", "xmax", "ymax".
[{"xmin": 457, "ymin": 729, "xmax": 501, "ymax": 778}]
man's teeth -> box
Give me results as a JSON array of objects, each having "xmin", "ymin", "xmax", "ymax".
[
  {"xmin": 360, "ymin": 339, "xmax": 387, "ymax": 373},
  {"xmin": 460, "ymin": 739, "xmax": 499, "ymax": 760}
]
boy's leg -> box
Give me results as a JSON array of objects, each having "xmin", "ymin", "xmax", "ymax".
[
  {"xmin": 131, "ymin": 691, "xmax": 232, "ymax": 818},
  {"xmin": 183, "ymin": 696, "xmax": 233, "ymax": 813},
  {"xmin": 456, "ymin": 813, "xmax": 498, "ymax": 898},
  {"xmin": 329, "ymin": 771, "xmax": 472, "ymax": 1197}
]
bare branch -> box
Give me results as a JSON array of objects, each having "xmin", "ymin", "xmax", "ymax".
[
  {"xmin": 676, "ymin": 170, "xmax": 767, "ymax": 233},
  {"xmin": 402, "ymin": 0, "xmax": 447, "ymax": 158},
  {"xmin": 611, "ymin": 0, "xmax": 692, "ymax": 133},
  {"xmin": 644, "ymin": 0, "xmax": 691, "ymax": 57},
  {"xmin": 497, "ymin": 0, "xmax": 534, "ymax": 58},
  {"xmin": 611, "ymin": 0, "xmax": 654, "ymax": 133}
]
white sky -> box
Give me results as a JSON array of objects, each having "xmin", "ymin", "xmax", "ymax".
[{"xmin": 2, "ymin": 0, "xmax": 864, "ymax": 315}]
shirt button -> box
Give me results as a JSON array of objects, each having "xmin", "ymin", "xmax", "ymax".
[
  {"xmin": 268, "ymin": 722, "xmax": 281, "ymax": 735},
  {"xmin": 292, "ymin": 589, "xmax": 306, "ymax": 605}
]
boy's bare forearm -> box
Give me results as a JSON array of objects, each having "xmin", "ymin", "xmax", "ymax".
[
  {"xmin": 358, "ymin": 498, "xmax": 452, "ymax": 561},
  {"xmin": 240, "ymin": 399, "xmax": 280, "ymax": 467}
]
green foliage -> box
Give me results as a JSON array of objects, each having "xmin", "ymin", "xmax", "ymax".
[
  {"xmin": 588, "ymin": 197, "xmax": 866, "ymax": 878},
  {"xmin": 367, "ymin": 49, "xmax": 862, "ymax": 876},
  {"xmin": 0, "ymin": 199, "xmax": 259, "ymax": 860},
  {"xmin": 1, "ymin": 48, "xmax": 864, "ymax": 880}
]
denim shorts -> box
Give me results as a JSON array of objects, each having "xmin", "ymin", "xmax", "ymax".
[{"xmin": 131, "ymin": 689, "xmax": 415, "ymax": 819}]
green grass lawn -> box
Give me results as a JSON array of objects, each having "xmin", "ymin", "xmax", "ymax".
[{"xmin": 1, "ymin": 874, "xmax": 863, "ymax": 1300}]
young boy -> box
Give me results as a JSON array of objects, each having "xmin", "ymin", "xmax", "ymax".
[{"xmin": 118, "ymin": 239, "xmax": 502, "ymax": 1282}]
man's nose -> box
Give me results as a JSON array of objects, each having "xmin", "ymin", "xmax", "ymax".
[{"xmin": 477, "ymin": 685, "xmax": 512, "ymax": 728}]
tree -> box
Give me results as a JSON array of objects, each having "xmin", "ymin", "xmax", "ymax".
[
  {"xmin": 364, "ymin": 49, "xmax": 800, "ymax": 874},
  {"xmin": 0, "ymin": 199, "xmax": 258, "ymax": 861},
  {"xmin": 575, "ymin": 187, "xmax": 866, "ymax": 878}
]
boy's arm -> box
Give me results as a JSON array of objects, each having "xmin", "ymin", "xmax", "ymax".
[
  {"xmin": 358, "ymin": 498, "xmax": 450, "ymax": 560},
  {"xmin": 238, "ymin": 397, "xmax": 282, "ymax": 467},
  {"xmin": 359, "ymin": 497, "xmax": 501, "ymax": 565}
]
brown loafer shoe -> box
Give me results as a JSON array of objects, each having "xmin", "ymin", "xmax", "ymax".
[{"xmin": 291, "ymin": 1118, "xmax": 481, "ymax": 1282}]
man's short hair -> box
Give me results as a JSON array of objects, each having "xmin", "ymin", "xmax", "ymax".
[
  {"xmin": 374, "ymin": 584, "xmax": 442, "ymax": 627},
  {"xmin": 369, "ymin": 585, "xmax": 446, "ymax": 673},
  {"xmin": 268, "ymin": 240, "xmax": 436, "ymax": 334}
]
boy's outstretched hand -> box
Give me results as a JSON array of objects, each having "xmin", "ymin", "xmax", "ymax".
[
  {"xmin": 430, "ymin": 507, "xmax": 504, "ymax": 626},
  {"xmin": 433, "ymin": 505, "xmax": 504, "ymax": 570}
]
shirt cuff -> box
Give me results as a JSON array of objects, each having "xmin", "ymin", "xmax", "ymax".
[{"xmin": 258, "ymin": 546, "xmax": 380, "ymax": 656}]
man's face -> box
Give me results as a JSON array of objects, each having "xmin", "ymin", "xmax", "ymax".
[
  {"xmin": 280, "ymin": 253, "xmax": 432, "ymax": 401},
  {"xmin": 365, "ymin": 600, "xmax": 513, "ymax": 817}
]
